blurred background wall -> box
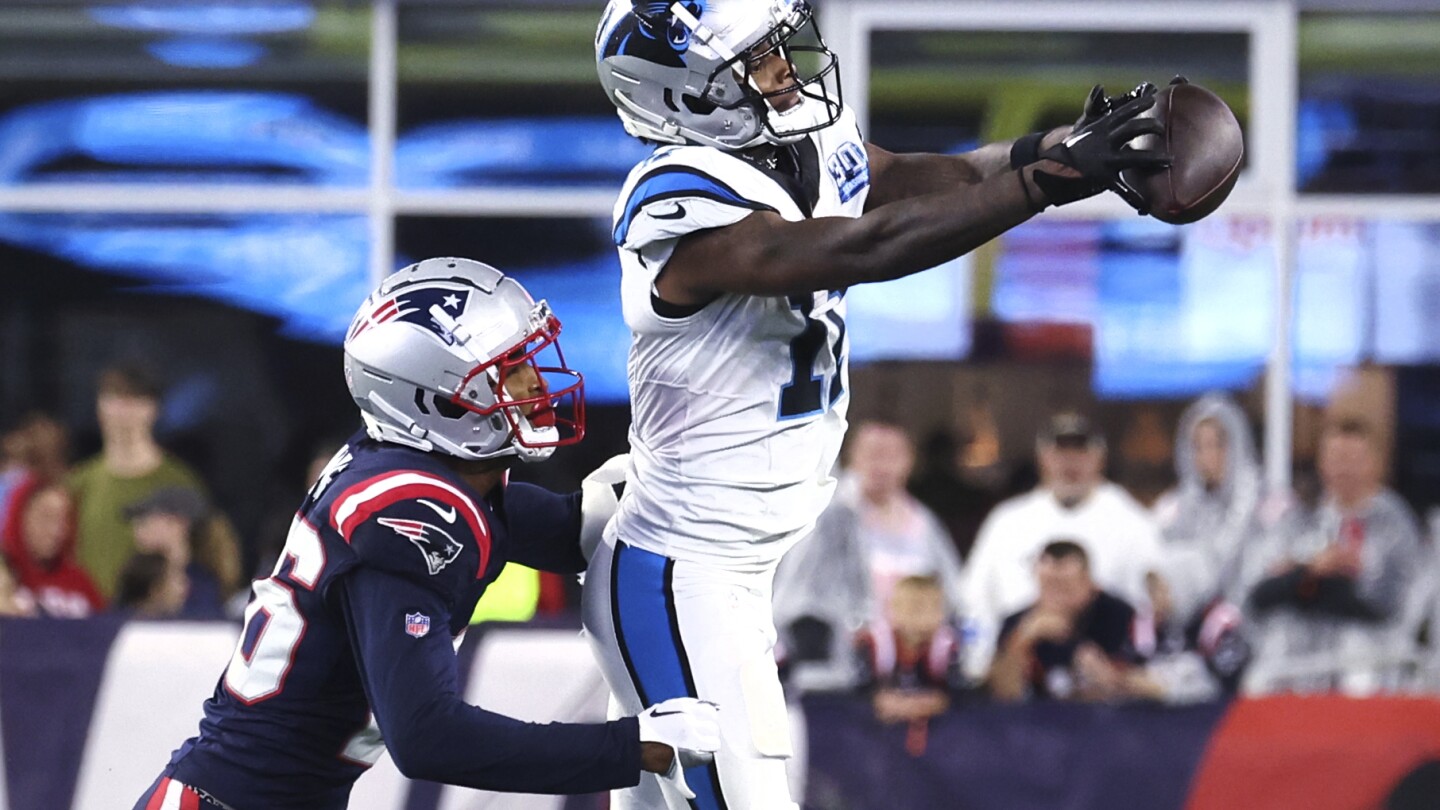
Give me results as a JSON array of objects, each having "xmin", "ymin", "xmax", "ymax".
[{"xmin": 3, "ymin": 0, "xmax": 1439, "ymax": 547}]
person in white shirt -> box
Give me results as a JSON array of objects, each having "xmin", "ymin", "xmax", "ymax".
[{"xmin": 960, "ymin": 412, "xmax": 1162, "ymax": 680}]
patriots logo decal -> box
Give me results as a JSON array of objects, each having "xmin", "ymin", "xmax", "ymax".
[
  {"xmin": 347, "ymin": 286, "xmax": 472, "ymax": 345},
  {"xmin": 376, "ymin": 517, "xmax": 464, "ymax": 576}
]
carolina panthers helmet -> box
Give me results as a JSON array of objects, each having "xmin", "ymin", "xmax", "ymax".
[
  {"xmin": 596, "ymin": 0, "xmax": 842, "ymax": 151},
  {"xmin": 343, "ymin": 257, "xmax": 585, "ymax": 463}
]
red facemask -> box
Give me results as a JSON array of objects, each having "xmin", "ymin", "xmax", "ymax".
[{"xmin": 453, "ymin": 312, "xmax": 585, "ymax": 450}]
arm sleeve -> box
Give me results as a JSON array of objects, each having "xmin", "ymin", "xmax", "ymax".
[
  {"xmin": 1311, "ymin": 575, "xmax": 1386, "ymax": 621},
  {"xmin": 1350, "ymin": 505, "xmax": 1424, "ymax": 619},
  {"xmin": 339, "ymin": 565, "xmax": 641, "ymax": 793},
  {"xmin": 502, "ymin": 483, "xmax": 586, "ymax": 574},
  {"xmin": 1248, "ymin": 568, "xmax": 1310, "ymax": 613}
]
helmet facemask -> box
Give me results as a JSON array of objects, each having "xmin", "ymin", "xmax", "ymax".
[
  {"xmin": 705, "ymin": 0, "xmax": 840, "ymax": 143},
  {"xmin": 449, "ymin": 301, "xmax": 586, "ymax": 462}
]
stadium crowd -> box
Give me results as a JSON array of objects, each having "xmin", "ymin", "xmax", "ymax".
[
  {"xmin": 1, "ymin": 363, "xmax": 1437, "ymax": 714},
  {"xmin": 775, "ymin": 400, "xmax": 1439, "ymax": 719}
]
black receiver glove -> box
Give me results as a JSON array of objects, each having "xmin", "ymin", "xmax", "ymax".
[
  {"xmin": 1027, "ymin": 88, "xmax": 1171, "ymax": 210},
  {"xmin": 1011, "ymin": 81, "xmax": 1160, "ymax": 171},
  {"xmin": 1074, "ymin": 81, "xmax": 1158, "ymax": 130}
]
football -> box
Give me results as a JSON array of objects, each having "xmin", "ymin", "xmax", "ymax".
[{"xmin": 1123, "ymin": 81, "xmax": 1244, "ymax": 225}]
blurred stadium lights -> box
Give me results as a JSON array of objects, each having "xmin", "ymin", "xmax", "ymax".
[
  {"xmin": 87, "ymin": 4, "xmax": 316, "ymax": 35},
  {"xmin": 0, "ymin": 0, "xmax": 1437, "ymax": 487},
  {"xmin": 144, "ymin": 38, "xmax": 270, "ymax": 69}
]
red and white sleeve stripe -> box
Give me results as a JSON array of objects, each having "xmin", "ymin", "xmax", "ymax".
[
  {"xmin": 329, "ymin": 471, "xmax": 491, "ymax": 577},
  {"xmin": 145, "ymin": 777, "xmax": 202, "ymax": 810}
]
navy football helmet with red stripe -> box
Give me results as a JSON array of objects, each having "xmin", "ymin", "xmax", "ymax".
[{"xmin": 343, "ymin": 257, "xmax": 585, "ymax": 462}]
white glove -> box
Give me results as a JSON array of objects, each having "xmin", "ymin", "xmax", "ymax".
[
  {"xmin": 637, "ymin": 697, "xmax": 721, "ymax": 800},
  {"xmin": 579, "ymin": 453, "xmax": 629, "ymax": 561}
]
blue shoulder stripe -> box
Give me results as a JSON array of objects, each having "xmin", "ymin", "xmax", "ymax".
[{"xmin": 613, "ymin": 166, "xmax": 774, "ymax": 245}]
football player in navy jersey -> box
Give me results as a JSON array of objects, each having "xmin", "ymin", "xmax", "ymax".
[{"xmin": 134, "ymin": 257, "xmax": 720, "ymax": 810}]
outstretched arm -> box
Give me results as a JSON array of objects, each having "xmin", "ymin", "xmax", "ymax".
[
  {"xmin": 341, "ymin": 567, "xmax": 645, "ymax": 792},
  {"xmin": 863, "ymin": 82, "xmax": 1164, "ymax": 211},
  {"xmin": 863, "ymin": 129, "xmax": 1070, "ymax": 209},
  {"xmin": 501, "ymin": 483, "xmax": 586, "ymax": 574},
  {"xmin": 656, "ymin": 88, "xmax": 1165, "ymax": 305},
  {"xmin": 656, "ymin": 165, "xmax": 1037, "ymax": 304}
]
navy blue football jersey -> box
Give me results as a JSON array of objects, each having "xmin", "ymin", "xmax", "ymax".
[{"xmin": 157, "ymin": 434, "xmax": 640, "ymax": 809}]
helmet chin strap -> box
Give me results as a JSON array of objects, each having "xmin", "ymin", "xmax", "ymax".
[
  {"xmin": 764, "ymin": 96, "xmax": 825, "ymax": 144},
  {"xmin": 613, "ymin": 89, "xmax": 686, "ymax": 142},
  {"xmin": 492, "ymin": 382, "xmax": 560, "ymax": 462},
  {"xmin": 362, "ymin": 396, "xmax": 434, "ymax": 451}
]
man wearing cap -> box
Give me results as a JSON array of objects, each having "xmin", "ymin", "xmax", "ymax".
[{"xmin": 959, "ymin": 412, "xmax": 1162, "ymax": 681}]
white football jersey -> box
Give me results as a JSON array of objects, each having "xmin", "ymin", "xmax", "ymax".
[{"xmin": 608, "ymin": 105, "xmax": 872, "ymax": 570}]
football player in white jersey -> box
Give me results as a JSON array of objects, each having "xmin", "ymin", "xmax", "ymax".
[{"xmin": 584, "ymin": 1, "xmax": 1171, "ymax": 807}]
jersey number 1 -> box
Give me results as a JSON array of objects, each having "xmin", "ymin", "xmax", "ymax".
[{"xmin": 779, "ymin": 294, "xmax": 846, "ymax": 419}]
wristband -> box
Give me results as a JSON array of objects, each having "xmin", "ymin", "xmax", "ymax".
[{"xmin": 1009, "ymin": 131, "xmax": 1046, "ymax": 169}]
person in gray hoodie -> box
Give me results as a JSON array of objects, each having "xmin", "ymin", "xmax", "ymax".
[
  {"xmin": 1239, "ymin": 417, "xmax": 1428, "ymax": 695},
  {"xmin": 1152, "ymin": 394, "xmax": 1262, "ymax": 623}
]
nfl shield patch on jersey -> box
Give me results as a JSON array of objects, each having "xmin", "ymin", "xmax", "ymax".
[{"xmin": 405, "ymin": 612, "xmax": 431, "ymax": 638}]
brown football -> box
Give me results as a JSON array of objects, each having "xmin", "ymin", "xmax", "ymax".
[{"xmin": 1122, "ymin": 81, "xmax": 1244, "ymax": 225}]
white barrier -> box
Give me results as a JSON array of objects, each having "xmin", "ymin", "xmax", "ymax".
[
  {"xmin": 438, "ymin": 629, "xmax": 611, "ymax": 810},
  {"xmin": 45, "ymin": 622, "xmax": 611, "ymax": 810},
  {"xmin": 71, "ymin": 622, "xmax": 239, "ymax": 809}
]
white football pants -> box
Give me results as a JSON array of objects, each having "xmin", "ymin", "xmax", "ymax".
[{"xmin": 582, "ymin": 537, "xmax": 800, "ymax": 810}]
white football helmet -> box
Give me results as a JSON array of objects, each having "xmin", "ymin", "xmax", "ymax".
[
  {"xmin": 343, "ymin": 257, "xmax": 585, "ymax": 463},
  {"xmin": 596, "ymin": 0, "xmax": 842, "ymax": 151}
]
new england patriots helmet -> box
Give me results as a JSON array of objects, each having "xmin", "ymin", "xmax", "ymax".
[
  {"xmin": 596, "ymin": 0, "xmax": 842, "ymax": 150},
  {"xmin": 343, "ymin": 257, "xmax": 584, "ymax": 463}
]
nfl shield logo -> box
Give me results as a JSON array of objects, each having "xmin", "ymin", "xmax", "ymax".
[{"xmin": 405, "ymin": 612, "xmax": 431, "ymax": 638}]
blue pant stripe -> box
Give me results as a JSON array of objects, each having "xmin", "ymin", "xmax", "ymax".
[{"xmin": 611, "ymin": 543, "xmax": 729, "ymax": 810}]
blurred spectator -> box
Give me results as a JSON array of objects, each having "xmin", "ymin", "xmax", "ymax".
[
  {"xmin": 987, "ymin": 541, "xmax": 1151, "ymax": 703},
  {"xmin": 856, "ymin": 576, "xmax": 963, "ymax": 724},
  {"xmin": 855, "ymin": 575, "xmax": 961, "ymax": 757},
  {"xmin": 774, "ymin": 422, "xmax": 964, "ymax": 690},
  {"xmin": 0, "ymin": 482, "xmax": 104, "ymax": 617},
  {"xmin": 1151, "ymin": 394, "xmax": 1262, "ymax": 623},
  {"xmin": 908, "ymin": 429, "xmax": 997, "ymax": 560},
  {"xmin": 113, "ymin": 551, "xmax": 189, "ymax": 620},
  {"xmin": 1241, "ymin": 418, "xmax": 1427, "ymax": 695},
  {"xmin": 1140, "ymin": 571, "xmax": 1248, "ymax": 703},
  {"xmin": 253, "ymin": 436, "xmax": 349, "ymax": 579},
  {"xmin": 960, "ymin": 412, "xmax": 1161, "ymax": 680},
  {"xmin": 0, "ymin": 426, "xmax": 25, "ymax": 523},
  {"xmin": 1116, "ymin": 405, "xmax": 1175, "ymax": 507},
  {"xmin": 68, "ymin": 363, "xmax": 241, "ymax": 600},
  {"xmin": 0, "ymin": 413, "xmax": 69, "ymax": 532},
  {"xmin": 0, "ymin": 555, "xmax": 36, "ymax": 617},
  {"xmin": 126, "ymin": 487, "xmax": 229, "ymax": 620}
]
